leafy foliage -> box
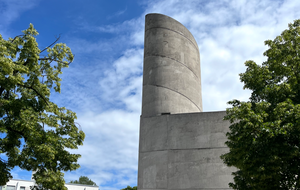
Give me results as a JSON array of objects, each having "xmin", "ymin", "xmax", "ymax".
[
  {"xmin": 0, "ymin": 24, "xmax": 85, "ymax": 190},
  {"xmin": 121, "ymin": 186, "xmax": 137, "ymax": 190},
  {"xmin": 221, "ymin": 19, "xmax": 300, "ymax": 190},
  {"xmin": 69, "ymin": 176, "xmax": 96, "ymax": 186}
]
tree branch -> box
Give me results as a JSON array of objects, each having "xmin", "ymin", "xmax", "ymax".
[
  {"xmin": 17, "ymin": 83, "xmax": 49, "ymax": 105},
  {"xmin": 4, "ymin": 109, "xmax": 27, "ymax": 142},
  {"xmin": 0, "ymin": 87, "xmax": 5, "ymax": 97},
  {"xmin": 0, "ymin": 157, "xmax": 8, "ymax": 163},
  {"xmin": 10, "ymin": 35, "xmax": 24, "ymax": 42},
  {"xmin": 6, "ymin": 125, "xmax": 27, "ymax": 142},
  {"xmin": 40, "ymin": 35, "xmax": 61, "ymax": 53}
]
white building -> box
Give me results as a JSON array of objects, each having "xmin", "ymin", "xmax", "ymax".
[{"xmin": 0, "ymin": 179, "xmax": 99, "ymax": 190}]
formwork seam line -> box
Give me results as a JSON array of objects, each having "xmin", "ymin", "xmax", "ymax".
[
  {"xmin": 140, "ymin": 147, "xmax": 229, "ymax": 153},
  {"xmin": 144, "ymin": 54, "xmax": 199, "ymax": 79},
  {"xmin": 146, "ymin": 26, "xmax": 199, "ymax": 51},
  {"xmin": 142, "ymin": 84, "xmax": 202, "ymax": 112}
]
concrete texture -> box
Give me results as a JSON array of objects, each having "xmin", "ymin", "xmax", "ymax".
[
  {"xmin": 138, "ymin": 112, "xmax": 235, "ymax": 190},
  {"xmin": 140, "ymin": 112, "xmax": 231, "ymax": 152},
  {"xmin": 138, "ymin": 13, "xmax": 235, "ymax": 190},
  {"xmin": 142, "ymin": 13, "xmax": 202, "ymax": 117}
]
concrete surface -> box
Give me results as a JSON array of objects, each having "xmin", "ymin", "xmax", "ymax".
[
  {"xmin": 138, "ymin": 112, "xmax": 235, "ymax": 190},
  {"xmin": 138, "ymin": 13, "xmax": 235, "ymax": 190},
  {"xmin": 142, "ymin": 13, "xmax": 202, "ymax": 117}
]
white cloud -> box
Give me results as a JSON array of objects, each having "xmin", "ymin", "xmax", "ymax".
[
  {"xmin": 107, "ymin": 7, "xmax": 128, "ymax": 20},
  {"xmin": 61, "ymin": 47, "xmax": 143, "ymax": 187},
  {"xmin": 98, "ymin": 48, "xmax": 143, "ymax": 112},
  {"xmin": 0, "ymin": 0, "xmax": 39, "ymax": 34},
  {"xmin": 60, "ymin": 45, "xmax": 143, "ymax": 189},
  {"xmin": 65, "ymin": 110, "xmax": 139, "ymax": 188}
]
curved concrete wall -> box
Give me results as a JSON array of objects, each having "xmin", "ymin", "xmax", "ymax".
[{"xmin": 142, "ymin": 13, "xmax": 202, "ymax": 117}]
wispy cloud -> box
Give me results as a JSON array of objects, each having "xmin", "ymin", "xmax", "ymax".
[
  {"xmin": 65, "ymin": 109, "xmax": 139, "ymax": 187},
  {"xmin": 141, "ymin": 0, "xmax": 300, "ymax": 110},
  {"xmin": 55, "ymin": 45, "xmax": 143, "ymax": 188},
  {"xmin": 0, "ymin": 0, "xmax": 39, "ymax": 34},
  {"xmin": 107, "ymin": 7, "xmax": 128, "ymax": 20},
  {"xmin": 99, "ymin": 48, "xmax": 143, "ymax": 110}
]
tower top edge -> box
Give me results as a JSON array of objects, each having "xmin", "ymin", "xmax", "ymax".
[{"xmin": 145, "ymin": 13, "xmax": 199, "ymax": 50}]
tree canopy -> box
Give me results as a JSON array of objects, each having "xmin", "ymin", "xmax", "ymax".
[
  {"xmin": 221, "ymin": 19, "xmax": 300, "ymax": 190},
  {"xmin": 69, "ymin": 176, "xmax": 96, "ymax": 186},
  {"xmin": 0, "ymin": 24, "xmax": 85, "ymax": 190},
  {"xmin": 121, "ymin": 185, "xmax": 137, "ymax": 190}
]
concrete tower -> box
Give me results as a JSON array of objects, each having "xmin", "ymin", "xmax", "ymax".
[
  {"xmin": 142, "ymin": 13, "xmax": 202, "ymax": 117},
  {"xmin": 138, "ymin": 13, "xmax": 235, "ymax": 190}
]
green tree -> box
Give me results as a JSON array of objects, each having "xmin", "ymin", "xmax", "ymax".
[
  {"xmin": 69, "ymin": 176, "xmax": 97, "ymax": 186},
  {"xmin": 0, "ymin": 24, "xmax": 85, "ymax": 190},
  {"xmin": 121, "ymin": 186, "xmax": 137, "ymax": 190},
  {"xmin": 221, "ymin": 19, "xmax": 300, "ymax": 190}
]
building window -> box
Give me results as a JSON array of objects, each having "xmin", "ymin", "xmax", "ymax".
[
  {"xmin": 6, "ymin": 186, "xmax": 15, "ymax": 190},
  {"xmin": 20, "ymin": 187, "xmax": 26, "ymax": 190}
]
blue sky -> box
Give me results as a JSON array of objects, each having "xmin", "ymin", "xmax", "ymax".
[{"xmin": 1, "ymin": 0, "xmax": 300, "ymax": 190}]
